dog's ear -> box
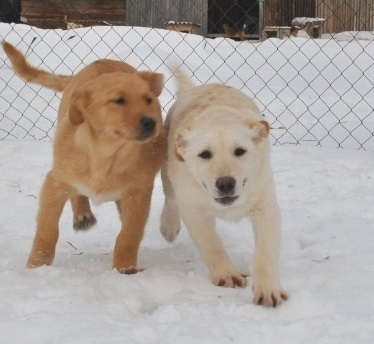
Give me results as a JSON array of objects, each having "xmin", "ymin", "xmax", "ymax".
[
  {"xmin": 174, "ymin": 127, "xmax": 190, "ymax": 162},
  {"xmin": 69, "ymin": 87, "xmax": 91, "ymax": 125},
  {"xmin": 247, "ymin": 120, "xmax": 270, "ymax": 143},
  {"xmin": 138, "ymin": 72, "xmax": 164, "ymax": 97}
]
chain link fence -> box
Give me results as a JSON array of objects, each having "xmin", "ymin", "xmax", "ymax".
[{"xmin": 0, "ymin": 0, "xmax": 373, "ymax": 150}]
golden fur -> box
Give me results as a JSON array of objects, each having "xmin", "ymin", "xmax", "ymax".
[{"xmin": 2, "ymin": 41, "xmax": 167, "ymax": 273}]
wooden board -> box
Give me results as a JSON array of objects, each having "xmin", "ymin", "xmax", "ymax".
[{"xmin": 22, "ymin": 0, "xmax": 126, "ymax": 29}]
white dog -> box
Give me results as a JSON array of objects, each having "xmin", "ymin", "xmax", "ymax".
[{"xmin": 160, "ymin": 70, "xmax": 288, "ymax": 307}]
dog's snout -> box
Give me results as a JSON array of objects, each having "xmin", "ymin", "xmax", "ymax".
[
  {"xmin": 216, "ymin": 177, "xmax": 236, "ymax": 195},
  {"xmin": 140, "ymin": 116, "xmax": 156, "ymax": 134}
]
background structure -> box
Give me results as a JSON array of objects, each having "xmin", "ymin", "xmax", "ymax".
[{"xmin": 1, "ymin": 0, "xmax": 373, "ymax": 150}]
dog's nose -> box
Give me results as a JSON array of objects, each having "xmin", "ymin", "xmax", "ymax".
[
  {"xmin": 216, "ymin": 177, "xmax": 236, "ymax": 195},
  {"xmin": 140, "ymin": 116, "xmax": 156, "ymax": 134}
]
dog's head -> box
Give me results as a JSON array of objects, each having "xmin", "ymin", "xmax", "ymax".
[
  {"xmin": 69, "ymin": 71, "xmax": 163, "ymax": 142},
  {"xmin": 174, "ymin": 111, "xmax": 270, "ymax": 207}
]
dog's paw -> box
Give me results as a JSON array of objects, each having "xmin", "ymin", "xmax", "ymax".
[
  {"xmin": 116, "ymin": 266, "xmax": 145, "ymax": 275},
  {"xmin": 160, "ymin": 202, "xmax": 181, "ymax": 242},
  {"xmin": 27, "ymin": 251, "xmax": 54, "ymax": 268},
  {"xmin": 160, "ymin": 223, "xmax": 181, "ymax": 243},
  {"xmin": 73, "ymin": 211, "xmax": 97, "ymax": 231},
  {"xmin": 160, "ymin": 212, "xmax": 181, "ymax": 242},
  {"xmin": 212, "ymin": 272, "xmax": 248, "ymax": 288},
  {"xmin": 252, "ymin": 284, "xmax": 288, "ymax": 307}
]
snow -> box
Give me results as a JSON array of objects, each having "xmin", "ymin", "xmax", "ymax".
[
  {"xmin": 0, "ymin": 24, "xmax": 374, "ymax": 343},
  {"xmin": 292, "ymin": 17, "xmax": 326, "ymax": 25},
  {"xmin": 329, "ymin": 31, "xmax": 374, "ymax": 42}
]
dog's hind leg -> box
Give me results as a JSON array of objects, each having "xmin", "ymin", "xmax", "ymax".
[
  {"xmin": 27, "ymin": 171, "xmax": 69, "ymax": 268},
  {"xmin": 160, "ymin": 198, "xmax": 181, "ymax": 243},
  {"xmin": 71, "ymin": 195, "xmax": 97, "ymax": 230},
  {"xmin": 160, "ymin": 165, "xmax": 181, "ymax": 242}
]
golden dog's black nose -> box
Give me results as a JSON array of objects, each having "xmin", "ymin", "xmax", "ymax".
[
  {"xmin": 216, "ymin": 177, "xmax": 236, "ymax": 195},
  {"xmin": 140, "ymin": 116, "xmax": 156, "ymax": 134},
  {"xmin": 138, "ymin": 116, "xmax": 156, "ymax": 140}
]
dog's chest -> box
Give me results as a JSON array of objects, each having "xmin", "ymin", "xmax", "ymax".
[{"xmin": 72, "ymin": 182, "xmax": 123, "ymax": 205}]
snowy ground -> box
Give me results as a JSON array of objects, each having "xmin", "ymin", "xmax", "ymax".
[
  {"xmin": 0, "ymin": 141, "xmax": 373, "ymax": 344},
  {"xmin": 0, "ymin": 23, "xmax": 374, "ymax": 343}
]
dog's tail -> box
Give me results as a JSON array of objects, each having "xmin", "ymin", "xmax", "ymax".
[
  {"xmin": 2, "ymin": 41, "xmax": 72, "ymax": 92},
  {"xmin": 173, "ymin": 67, "xmax": 195, "ymax": 98}
]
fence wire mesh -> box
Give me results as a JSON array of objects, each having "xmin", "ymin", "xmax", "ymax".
[{"xmin": 0, "ymin": 0, "xmax": 373, "ymax": 150}]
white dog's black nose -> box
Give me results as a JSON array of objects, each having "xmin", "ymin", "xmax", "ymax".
[{"xmin": 216, "ymin": 177, "xmax": 236, "ymax": 195}]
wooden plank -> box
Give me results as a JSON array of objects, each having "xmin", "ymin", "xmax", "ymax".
[
  {"xmin": 21, "ymin": 0, "xmax": 374, "ymax": 34},
  {"xmin": 180, "ymin": 0, "xmax": 206, "ymax": 35},
  {"xmin": 317, "ymin": 0, "xmax": 374, "ymax": 34},
  {"xmin": 126, "ymin": 0, "xmax": 156, "ymax": 28},
  {"xmin": 22, "ymin": 0, "xmax": 125, "ymax": 29}
]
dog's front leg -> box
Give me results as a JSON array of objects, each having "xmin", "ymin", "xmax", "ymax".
[
  {"xmin": 113, "ymin": 186, "xmax": 153, "ymax": 274},
  {"xmin": 250, "ymin": 205, "xmax": 288, "ymax": 307},
  {"xmin": 27, "ymin": 171, "xmax": 69, "ymax": 268},
  {"xmin": 180, "ymin": 206, "xmax": 247, "ymax": 288},
  {"xmin": 71, "ymin": 195, "xmax": 97, "ymax": 230}
]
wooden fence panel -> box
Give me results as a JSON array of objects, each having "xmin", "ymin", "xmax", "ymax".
[
  {"xmin": 317, "ymin": 0, "xmax": 374, "ymax": 33},
  {"xmin": 22, "ymin": 0, "xmax": 125, "ymax": 29}
]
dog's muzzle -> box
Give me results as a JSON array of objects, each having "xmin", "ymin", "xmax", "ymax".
[
  {"xmin": 138, "ymin": 116, "xmax": 156, "ymax": 140},
  {"xmin": 214, "ymin": 176, "xmax": 238, "ymax": 206}
]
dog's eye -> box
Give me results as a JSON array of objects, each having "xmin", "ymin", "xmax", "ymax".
[
  {"xmin": 145, "ymin": 97, "xmax": 153, "ymax": 105},
  {"xmin": 234, "ymin": 148, "xmax": 246, "ymax": 157},
  {"xmin": 114, "ymin": 97, "xmax": 126, "ymax": 105},
  {"xmin": 198, "ymin": 150, "xmax": 212, "ymax": 159}
]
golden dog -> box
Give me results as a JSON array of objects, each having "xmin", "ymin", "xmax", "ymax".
[{"xmin": 2, "ymin": 41, "xmax": 167, "ymax": 273}]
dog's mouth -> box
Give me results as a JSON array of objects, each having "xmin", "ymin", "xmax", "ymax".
[
  {"xmin": 136, "ymin": 129, "xmax": 156, "ymax": 141},
  {"xmin": 214, "ymin": 196, "xmax": 239, "ymax": 206},
  {"xmin": 114, "ymin": 128, "xmax": 156, "ymax": 142}
]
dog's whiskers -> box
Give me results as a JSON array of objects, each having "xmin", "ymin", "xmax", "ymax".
[
  {"xmin": 116, "ymin": 123, "xmax": 133, "ymax": 137},
  {"xmin": 97, "ymin": 123, "xmax": 131, "ymax": 140},
  {"xmin": 98, "ymin": 127, "xmax": 113, "ymax": 140}
]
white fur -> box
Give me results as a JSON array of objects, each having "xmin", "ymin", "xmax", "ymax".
[
  {"xmin": 72, "ymin": 182, "xmax": 122, "ymax": 205},
  {"xmin": 160, "ymin": 71, "xmax": 288, "ymax": 306}
]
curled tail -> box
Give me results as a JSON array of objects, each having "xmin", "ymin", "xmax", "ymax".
[
  {"xmin": 163, "ymin": 67, "xmax": 195, "ymax": 131},
  {"xmin": 2, "ymin": 41, "xmax": 72, "ymax": 92},
  {"xmin": 173, "ymin": 67, "xmax": 195, "ymax": 98}
]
